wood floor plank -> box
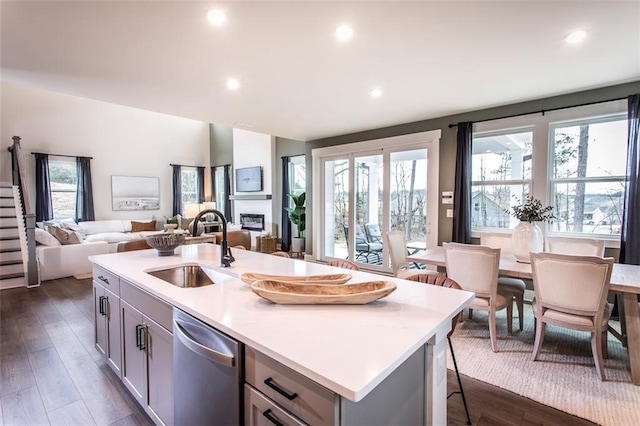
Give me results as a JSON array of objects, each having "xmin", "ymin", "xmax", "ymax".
[
  {"xmin": 47, "ymin": 399, "xmax": 96, "ymax": 426},
  {"xmin": 27, "ymin": 347, "xmax": 81, "ymax": 412},
  {"xmin": 44, "ymin": 320, "xmax": 89, "ymax": 362},
  {"xmin": 18, "ymin": 313, "xmax": 53, "ymax": 354},
  {"xmin": 0, "ymin": 340, "xmax": 36, "ymax": 397},
  {"xmin": 107, "ymin": 411, "xmax": 154, "ymax": 426},
  {"xmin": 64, "ymin": 355, "xmax": 133, "ymax": 426},
  {"xmin": 28, "ymin": 289, "xmax": 63, "ymax": 325},
  {"xmin": 67, "ymin": 314, "xmax": 103, "ymax": 363},
  {"xmin": 1, "ymin": 385, "xmax": 49, "ymax": 426}
]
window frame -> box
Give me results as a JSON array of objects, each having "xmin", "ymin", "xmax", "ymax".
[
  {"xmin": 180, "ymin": 166, "xmax": 199, "ymax": 215},
  {"xmin": 470, "ymin": 100, "xmax": 627, "ymax": 248},
  {"xmin": 48, "ymin": 155, "xmax": 77, "ymax": 220}
]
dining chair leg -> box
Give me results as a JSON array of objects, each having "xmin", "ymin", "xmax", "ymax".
[
  {"xmin": 531, "ymin": 319, "xmax": 545, "ymax": 361},
  {"xmin": 468, "ymin": 308, "xmax": 473, "ymax": 320},
  {"xmin": 515, "ymin": 293, "xmax": 524, "ymax": 331},
  {"xmin": 448, "ymin": 337, "xmax": 471, "ymax": 425},
  {"xmin": 488, "ymin": 309, "xmax": 498, "ymax": 352},
  {"xmin": 591, "ymin": 331, "xmax": 606, "ymax": 380},
  {"xmin": 506, "ymin": 303, "xmax": 513, "ymax": 335}
]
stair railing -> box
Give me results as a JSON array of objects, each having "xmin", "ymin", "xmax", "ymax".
[{"xmin": 8, "ymin": 136, "xmax": 39, "ymax": 287}]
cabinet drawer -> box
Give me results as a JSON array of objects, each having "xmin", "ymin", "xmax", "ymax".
[
  {"xmin": 120, "ymin": 279, "xmax": 172, "ymax": 332},
  {"xmin": 93, "ymin": 265, "xmax": 120, "ymax": 295},
  {"xmin": 245, "ymin": 384, "xmax": 305, "ymax": 426},
  {"xmin": 245, "ymin": 347, "xmax": 336, "ymax": 426}
]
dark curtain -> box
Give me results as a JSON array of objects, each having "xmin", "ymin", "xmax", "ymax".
[
  {"xmin": 75, "ymin": 156, "xmax": 95, "ymax": 222},
  {"xmin": 281, "ymin": 156, "xmax": 292, "ymax": 252},
  {"xmin": 196, "ymin": 166, "xmax": 205, "ymax": 204},
  {"xmin": 620, "ymin": 94, "xmax": 640, "ymax": 265},
  {"xmin": 34, "ymin": 153, "xmax": 53, "ymax": 222},
  {"xmin": 172, "ymin": 165, "xmax": 182, "ymax": 216},
  {"xmin": 223, "ymin": 164, "xmax": 232, "ymax": 221},
  {"xmin": 452, "ymin": 121, "xmax": 473, "ymax": 243},
  {"xmin": 210, "ymin": 167, "xmax": 216, "ymax": 203}
]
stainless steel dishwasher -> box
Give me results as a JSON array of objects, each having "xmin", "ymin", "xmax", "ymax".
[{"xmin": 173, "ymin": 308, "xmax": 243, "ymax": 425}]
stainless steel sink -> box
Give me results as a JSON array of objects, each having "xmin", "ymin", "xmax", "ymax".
[{"xmin": 147, "ymin": 265, "xmax": 223, "ymax": 288}]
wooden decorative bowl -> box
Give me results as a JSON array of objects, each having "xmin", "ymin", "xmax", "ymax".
[
  {"xmin": 240, "ymin": 272, "xmax": 352, "ymax": 285},
  {"xmin": 251, "ymin": 280, "xmax": 397, "ymax": 305}
]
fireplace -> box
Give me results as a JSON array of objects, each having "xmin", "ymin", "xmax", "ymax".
[{"xmin": 239, "ymin": 214, "xmax": 265, "ymax": 231}]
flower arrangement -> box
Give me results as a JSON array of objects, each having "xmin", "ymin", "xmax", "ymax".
[{"xmin": 506, "ymin": 195, "xmax": 555, "ymax": 223}]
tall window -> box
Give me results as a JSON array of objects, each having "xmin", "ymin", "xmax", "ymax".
[
  {"xmin": 48, "ymin": 156, "xmax": 77, "ymax": 219},
  {"xmin": 470, "ymin": 100, "xmax": 628, "ymax": 242},
  {"xmin": 289, "ymin": 155, "xmax": 306, "ymax": 196},
  {"xmin": 549, "ymin": 115, "xmax": 627, "ymax": 235},
  {"xmin": 181, "ymin": 167, "xmax": 198, "ymax": 213},
  {"xmin": 471, "ymin": 130, "xmax": 532, "ymax": 229},
  {"xmin": 213, "ymin": 166, "xmax": 226, "ymax": 215}
]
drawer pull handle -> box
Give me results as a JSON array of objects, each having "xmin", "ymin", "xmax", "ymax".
[
  {"xmin": 98, "ymin": 275, "xmax": 109, "ymax": 284},
  {"xmin": 264, "ymin": 377, "xmax": 298, "ymax": 401},
  {"xmin": 262, "ymin": 409, "xmax": 284, "ymax": 426},
  {"xmin": 98, "ymin": 296, "xmax": 106, "ymax": 315}
]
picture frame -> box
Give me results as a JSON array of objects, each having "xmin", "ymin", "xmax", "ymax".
[{"xmin": 111, "ymin": 175, "xmax": 160, "ymax": 211}]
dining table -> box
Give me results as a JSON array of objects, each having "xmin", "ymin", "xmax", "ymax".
[{"xmin": 407, "ymin": 246, "xmax": 640, "ymax": 385}]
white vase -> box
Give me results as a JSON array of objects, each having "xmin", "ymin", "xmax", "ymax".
[{"xmin": 511, "ymin": 221, "xmax": 543, "ymax": 263}]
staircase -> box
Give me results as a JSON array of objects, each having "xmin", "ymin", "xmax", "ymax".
[{"xmin": 0, "ymin": 184, "xmax": 28, "ymax": 288}]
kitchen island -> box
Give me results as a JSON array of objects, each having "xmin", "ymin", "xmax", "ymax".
[{"xmin": 90, "ymin": 244, "xmax": 473, "ymax": 425}]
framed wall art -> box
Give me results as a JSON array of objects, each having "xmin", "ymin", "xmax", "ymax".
[{"xmin": 111, "ymin": 175, "xmax": 160, "ymax": 211}]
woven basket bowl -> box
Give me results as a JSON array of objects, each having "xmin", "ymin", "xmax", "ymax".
[{"xmin": 145, "ymin": 233, "xmax": 186, "ymax": 256}]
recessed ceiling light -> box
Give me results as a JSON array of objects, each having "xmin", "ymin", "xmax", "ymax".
[
  {"xmin": 226, "ymin": 78, "xmax": 240, "ymax": 90},
  {"xmin": 336, "ymin": 25, "xmax": 353, "ymax": 41},
  {"xmin": 370, "ymin": 88, "xmax": 383, "ymax": 98},
  {"xmin": 207, "ymin": 9, "xmax": 227, "ymax": 26},
  {"xmin": 566, "ymin": 30, "xmax": 586, "ymax": 44}
]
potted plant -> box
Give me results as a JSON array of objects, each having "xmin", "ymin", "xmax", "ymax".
[
  {"xmin": 285, "ymin": 192, "xmax": 306, "ymax": 253},
  {"xmin": 506, "ymin": 195, "xmax": 555, "ymax": 263}
]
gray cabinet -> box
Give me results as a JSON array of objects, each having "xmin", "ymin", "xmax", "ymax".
[
  {"xmin": 93, "ymin": 266, "xmax": 121, "ymax": 377},
  {"xmin": 120, "ymin": 282, "xmax": 174, "ymax": 426}
]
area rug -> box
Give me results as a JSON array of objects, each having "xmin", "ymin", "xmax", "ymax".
[
  {"xmin": 73, "ymin": 272, "xmax": 93, "ymax": 280},
  {"xmin": 449, "ymin": 305, "xmax": 640, "ymax": 426}
]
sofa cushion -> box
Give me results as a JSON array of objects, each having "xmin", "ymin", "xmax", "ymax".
[
  {"xmin": 84, "ymin": 232, "xmax": 131, "ymax": 244},
  {"xmin": 35, "ymin": 228, "xmax": 62, "ymax": 246},
  {"xmin": 78, "ymin": 220, "xmax": 126, "ymax": 235},
  {"xmin": 47, "ymin": 226, "xmax": 82, "ymax": 245},
  {"xmin": 131, "ymin": 220, "xmax": 156, "ymax": 232}
]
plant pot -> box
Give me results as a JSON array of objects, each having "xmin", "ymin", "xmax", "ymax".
[
  {"xmin": 291, "ymin": 237, "xmax": 305, "ymax": 254},
  {"xmin": 511, "ymin": 221, "xmax": 543, "ymax": 263}
]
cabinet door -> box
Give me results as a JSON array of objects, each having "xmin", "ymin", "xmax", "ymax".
[
  {"xmin": 93, "ymin": 282, "xmax": 107, "ymax": 358},
  {"xmin": 104, "ymin": 287, "xmax": 121, "ymax": 377},
  {"xmin": 245, "ymin": 385, "xmax": 305, "ymax": 426},
  {"xmin": 145, "ymin": 317, "xmax": 173, "ymax": 426},
  {"xmin": 121, "ymin": 300, "xmax": 146, "ymax": 406}
]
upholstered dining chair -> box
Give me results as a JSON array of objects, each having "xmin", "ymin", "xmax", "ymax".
[
  {"xmin": 529, "ymin": 252, "xmax": 614, "ymax": 380},
  {"xmin": 271, "ymin": 251, "xmax": 291, "ymax": 258},
  {"xmin": 443, "ymin": 242, "xmax": 513, "ymax": 352},
  {"xmin": 385, "ymin": 231, "xmax": 428, "ymax": 279},
  {"xmin": 545, "ymin": 236, "xmax": 605, "ymax": 256},
  {"xmin": 327, "ymin": 259, "xmax": 360, "ymax": 271},
  {"xmin": 480, "ymin": 232, "xmax": 526, "ymax": 331},
  {"xmin": 406, "ymin": 273, "xmax": 471, "ymax": 425}
]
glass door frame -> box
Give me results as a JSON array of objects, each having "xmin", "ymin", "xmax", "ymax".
[{"xmin": 312, "ymin": 130, "xmax": 441, "ymax": 273}]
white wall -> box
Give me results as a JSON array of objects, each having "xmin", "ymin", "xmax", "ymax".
[
  {"xmin": 232, "ymin": 128, "xmax": 275, "ymax": 239},
  {"xmin": 1, "ymin": 82, "xmax": 210, "ymax": 221}
]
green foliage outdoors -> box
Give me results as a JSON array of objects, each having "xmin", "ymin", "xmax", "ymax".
[{"xmin": 285, "ymin": 192, "xmax": 306, "ymax": 238}]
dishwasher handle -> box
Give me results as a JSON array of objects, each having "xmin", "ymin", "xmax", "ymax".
[{"xmin": 174, "ymin": 319, "xmax": 235, "ymax": 367}]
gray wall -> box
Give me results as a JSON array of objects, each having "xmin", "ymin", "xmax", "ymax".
[
  {"xmin": 209, "ymin": 124, "xmax": 233, "ymax": 167},
  {"xmin": 306, "ymin": 81, "xmax": 640, "ymax": 254}
]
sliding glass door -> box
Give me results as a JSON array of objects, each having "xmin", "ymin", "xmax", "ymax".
[{"xmin": 315, "ymin": 134, "xmax": 438, "ymax": 273}]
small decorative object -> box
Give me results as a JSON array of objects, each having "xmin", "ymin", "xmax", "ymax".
[
  {"xmin": 285, "ymin": 192, "xmax": 305, "ymax": 254},
  {"xmin": 164, "ymin": 223, "xmax": 177, "ymax": 233},
  {"xmin": 506, "ymin": 195, "xmax": 555, "ymax": 263},
  {"xmin": 145, "ymin": 233, "xmax": 186, "ymax": 256}
]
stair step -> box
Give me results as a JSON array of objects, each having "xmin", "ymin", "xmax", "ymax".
[
  {"xmin": 0, "ymin": 272, "xmax": 25, "ymax": 280},
  {"xmin": 0, "ymin": 263, "xmax": 24, "ymax": 276},
  {"xmin": 0, "ymin": 206, "xmax": 16, "ymax": 214},
  {"xmin": 0, "ymin": 187, "xmax": 14, "ymax": 197},
  {"xmin": 0, "ymin": 218, "xmax": 18, "ymax": 227},
  {"xmin": 0, "ymin": 228, "xmax": 20, "ymax": 238},
  {"xmin": 0, "ymin": 276, "xmax": 27, "ymax": 289},
  {"xmin": 0, "ymin": 236, "xmax": 21, "ymax": 241},
  {"xmin": 0, "ymin": 259, "xmax": 23, "ymax": 267},
  {"xmin": 0, "ymin": 199, "xmax": 15, "ymax": 207},
  {"xmin": 0, "ymin": 251, "xmax": 22, "ymax": 263},
  {"xmin": 0, "ymin": 239, "xmax": 21, "ymax": 250}
]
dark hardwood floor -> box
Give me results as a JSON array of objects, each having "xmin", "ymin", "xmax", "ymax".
[{"xmin": 1, "ymin": 277, "xmax": 595, "ymax": 426}]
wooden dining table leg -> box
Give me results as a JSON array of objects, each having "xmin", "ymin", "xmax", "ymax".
[{"xmin": 621, "ymin": 292, "xmax": 640, "ymax": 385}]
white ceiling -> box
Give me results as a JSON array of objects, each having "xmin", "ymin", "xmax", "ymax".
[{"xmin": 2, "ymin": 1, "xmax": 639, "ymax": 142}]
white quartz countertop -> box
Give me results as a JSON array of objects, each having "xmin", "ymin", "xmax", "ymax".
[{"xmin": 90, "ymin": 244, "xmax": 473, "ymax": 402}]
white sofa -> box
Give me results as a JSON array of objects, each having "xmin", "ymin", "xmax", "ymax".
[{"xmin": 36, "ymin": 219, "xmax": 161, "ymax": 281}]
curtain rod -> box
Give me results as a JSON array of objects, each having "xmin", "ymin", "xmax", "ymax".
[
  {"xmin": 169, "ymin": 163, "xmax": 206, "ymax": 168},
  {"xmin": 448, "ymin": 96, "xmax": 628, "ymax": 128},
  {"xmin": 31, "ymin": 152, "xmax": 93, "ymax": 159}
]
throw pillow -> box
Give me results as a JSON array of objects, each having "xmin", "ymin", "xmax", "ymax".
[
  {"xmin": 47, "ymin": 225, "xmax": 81, "ymax": 245},
  {"xmin": 131, "ymin": 220, "xmax": 157, "ymax": 232},
  {"xmin": 35, "ymin": 228, "xmax": 62, "ymax": 246}
]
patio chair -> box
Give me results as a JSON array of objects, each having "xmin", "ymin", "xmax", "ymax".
[
  {"xmin": 364, "ymin": 223, "xmax": 383, "ymax": 243},
  {"xmin": 343, "ymin": 225, "xmax": 383, "ymax": 263}
]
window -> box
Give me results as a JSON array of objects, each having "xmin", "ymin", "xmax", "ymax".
[
  {"xmin": 48, "ymin": 156, "xmax": 77, "ymax": 219},
  {"xmin": 471, "ymin": 129, "xmax": 532, "ymax": 229},
  {"xmin": 470, "ymin": 100, "xmax": 628, "ymax": 241},
  {"xmin": 181, "ymin": 167, "xmax": 198, "ymax": 214},
  {"xmin": 549, "ymin": 115, "xmax": 627, "ymax": 235},
  {"xmin": 213, "ymin": 166, "xmax": 226, "ymax": 215},
  {"xmin": 289, "ymin": 155, "xmax": 306, "ymax": 196}
]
